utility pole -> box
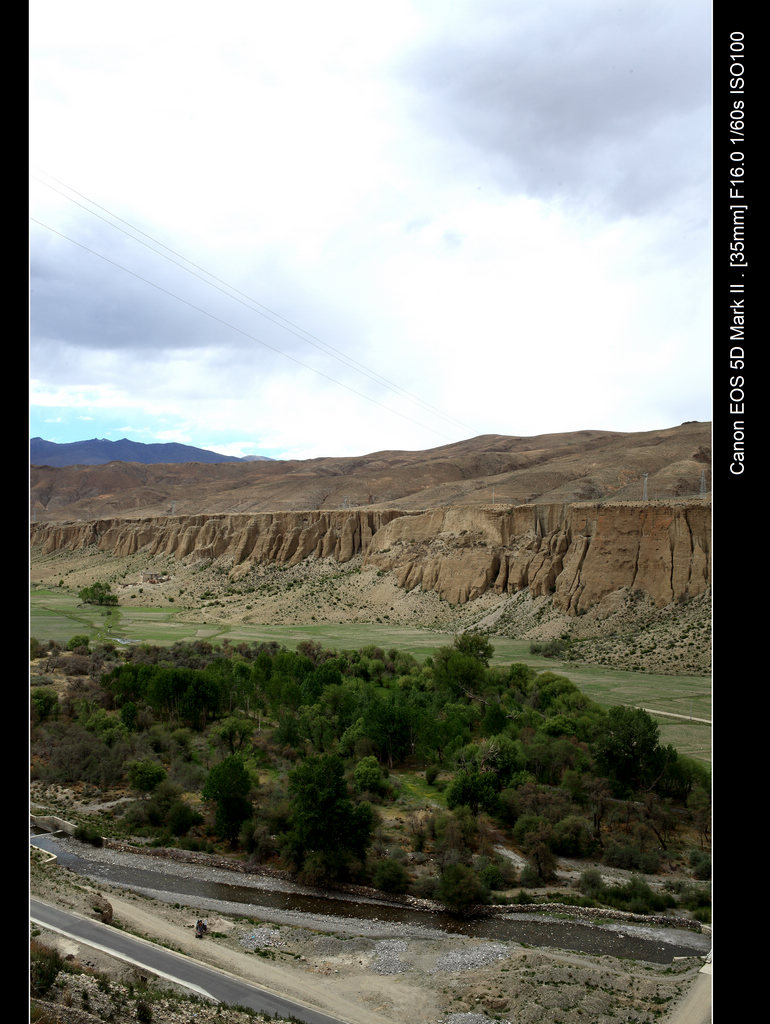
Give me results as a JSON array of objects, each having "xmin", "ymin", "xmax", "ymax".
[{"xmin": 642, "ymin": 473, "xmax": 648, "ymax": 500}]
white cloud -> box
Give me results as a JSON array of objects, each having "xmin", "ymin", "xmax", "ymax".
[{"xmin": 29, "ymin": 0, "xmax": 712, "ymax": 459}]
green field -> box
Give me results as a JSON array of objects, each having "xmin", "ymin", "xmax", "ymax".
[{"xmin": 30, "ymin": 587, "xmax": 712, "ymax": 762}]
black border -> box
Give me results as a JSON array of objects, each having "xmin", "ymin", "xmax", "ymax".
[{"xmin": 712, "ymin": 1, "xmax": 764, "ymax": 1017}]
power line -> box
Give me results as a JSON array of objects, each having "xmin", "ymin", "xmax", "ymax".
[
  {"xmin": 30, "ymin": 172, "xmax": 472, "ymax": 434},
  {"xmin": 31, "ymin": 216, "xmax": 458, "ymax": 443}
]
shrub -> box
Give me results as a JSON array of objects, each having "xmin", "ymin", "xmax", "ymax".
[
  {"xmin": 512, "ymin": 813, "xmax": 548, "ymax": 845},
  {"xmin": 31, "ymin": 688, "xmax": 59, "ymax": 723},
  {"xmin": 437, "ymin": 862, "xmax": 489, "ymax": 914},
  {"xmin": 410, "ymin": 874, "xmax": 438, "ymax": 900},
  {"xmin": 136, "ymin": 1000, "xmax": 153, "ymax": 1023},
  {"xmin": 354, "ymin": 755, "xmax": 387, "ymax": 797},
  {"xmin": 127, "ymin": 759, "xmax": 167, "ymax": 795},
  {"xmin": 689, "ymin": 849, "xmax": 712, "ymax": 880},
  {"xmin": 578, "ymin": 868, "xmax": 605, "ymax": 898},
  {"xmin": 373, "ymin": 857, "xmax": 411, "ymax": 894},
  {"xmin": 30, "ymin": 941, "xmax": 65, "ymax": 997},
  {"xmin": 74, "ymin": 823, "xmax": 103, "ymax": 847},
  {"xmin": 603, "ymin": 840, "xmax": 660, "ymax": 874},
  {"xmin": 241, "ymin": 821, "xmax": 278, "ymax": 862},
  {"xmin": 552, "ymin": 815, "xmax": 596, "ymax": 858},
  {"xmin": 519, "ymin": 864, "xmax": 542, "ymax": 888},
  {"xmin": 602, "ymin": 875, "xmax": 675, "ymax": 915},
  {"xmin": 167, "ymin": 800, "xmax": 202, "ymax": 836}
]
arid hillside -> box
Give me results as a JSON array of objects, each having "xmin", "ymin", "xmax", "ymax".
[
  {"xmin": 30, "ymin": 422, "xmax": 711, "ymax": 522},
  {"xmin": 30, "ymin": 424, "xmax": 712, "ymax": 676}
]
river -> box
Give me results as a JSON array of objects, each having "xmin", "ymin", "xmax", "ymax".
[{"xmin": 32, "ymin": 832, "xmax": 711, "ymax": 966}]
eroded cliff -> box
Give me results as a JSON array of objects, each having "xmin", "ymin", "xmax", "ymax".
[{"xmin": 30, "ymin": 500, "xmax": 710, "ymax": 613}]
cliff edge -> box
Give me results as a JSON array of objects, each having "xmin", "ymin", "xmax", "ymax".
[{"xmin": 30, "ymin": 500, "xmax": 710, "ymax": 614}]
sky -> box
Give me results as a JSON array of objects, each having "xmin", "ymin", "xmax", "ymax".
[{"xmin": 29, "ymin": 0, "xmax": 712, "ymax": 461}]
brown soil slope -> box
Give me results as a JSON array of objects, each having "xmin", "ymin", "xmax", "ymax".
[{"xmin": 31, "ymin": 422, "xmax": 711, "ymax": 522}]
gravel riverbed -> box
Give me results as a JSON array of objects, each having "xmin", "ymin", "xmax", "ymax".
[{"xmin": 31, "ymin": 833, "xmax": 711, "ymax": 1024}]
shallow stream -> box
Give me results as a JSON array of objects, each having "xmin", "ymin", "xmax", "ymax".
[{"xmin": 32, "ymin": 832, "xmax": 711, "ymax": 965}]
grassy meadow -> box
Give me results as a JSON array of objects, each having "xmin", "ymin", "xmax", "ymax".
[{"xmin": 30, "ymin": 586, "xmax": 711, "ymax": 762}]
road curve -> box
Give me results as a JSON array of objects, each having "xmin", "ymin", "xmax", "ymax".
[{"xmin": 30, "ymin": 898, "xmax": 349, "ymax": 1024}]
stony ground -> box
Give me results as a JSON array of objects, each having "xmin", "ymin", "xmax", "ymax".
[{"xmin": 30, "ymin": 841, "xmax": 709, "ymax": 1024}]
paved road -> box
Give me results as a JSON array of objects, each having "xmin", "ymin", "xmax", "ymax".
[{"xmin": 30, "ymin": 898, "xmax": 348, "ymax": 1024}]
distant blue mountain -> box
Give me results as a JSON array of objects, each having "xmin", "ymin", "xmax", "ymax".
[{"xmin": 30, "ymin": 437, "xmax": 273, "ymax": 467}]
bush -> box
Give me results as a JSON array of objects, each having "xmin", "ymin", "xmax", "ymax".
[
  {"xmin": 475, "ymin": 858, "xmax": 504, "ymax": 891},
  {"xmin": 354, "ymin": 755, "xmax": 387, "ymax": 798},
  {"xmin": 529, "ymin": 639, "xmax": 570, "ymax": 659},
  {"xmin": 437, "ymin": 862, "xmax": 489, "ymax": 914},
  {"xmin": 578, "ymin": 868, "xmax": 605, "ymax": 898},
  {"xmin": 519, "ymin": 864, "xmax": 543, "ymax": 888},
  {"xmin": 474, "ymin": 855, "xmax": 517, "ymax": 891},
  {"xmin": 410, "ymin": 874, "xmax": 438, "ymax": 900},
  {"xmin": 30, "ymin": 941, "xmax": 65, "ymax": 997},
  {"xmin": 603, "ymin": 839, "xmax": 660, "ymax": 874},
  {"xmin": 512, "ymin": 813, "xmax": 548, "ymax": 845},
  {"xmin": 689, "ymin": 849, "xmax": 711, "ymax": 880},
  {"xmin": 136, "ymin": 1000, "xmax": 153, "ymax": 1023},
  {"xmin": 128, "ymin": 759, "xmax": 167, "ymax": 795},
  {"xmin": 167, "ymin": 800, "xmax": 202, "ymax": 836},
  {"xmin": 31, "ymin": 688, "xmax": 59, "ymax": 723},
  {"xmin": 602, "ymin": 875, "xmax": 675, "ymax": 915},
  {"xmin": 373, "ymin": 857, "xmax": 411, "ymax": 894},
  {"xmin": 74, "ymin": 824, "xmax": 103, "ymax": 847},
  {"xmin": 552, "ymin": 815, "xmax": 596, "ymax": 858}
]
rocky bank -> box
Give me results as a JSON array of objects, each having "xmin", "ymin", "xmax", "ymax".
[{"xmin": 30, "ymin": 836, "xmax": 710, "ymax": 1024}]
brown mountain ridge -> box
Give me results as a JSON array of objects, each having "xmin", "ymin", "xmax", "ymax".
[
  {"xmin": 30, "ymin": 423, "xmax": 712, "ymax": 676},
  {"xmin": 31, "ymin": 422, "xmax": 710, "ymax": 521}
]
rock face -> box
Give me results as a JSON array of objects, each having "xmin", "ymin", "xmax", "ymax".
[{"xmin": 30, "ymin": 500, "xmax": 710, "ymax": 613}]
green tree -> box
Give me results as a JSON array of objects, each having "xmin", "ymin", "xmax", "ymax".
[
  {"xmin": 283, "ymin": 754, "xmax": 374, "ymax": 880},
  {"xmin": 446, "ymin": 767, "xmax": 499, "ymax": 816},
  {"xmin": 594, "ymin": 706, "xmax": 663, "ymax": 796},
  {"xmin": 78, "ymin": 582, "xmax": 118, "ymax": 606},
  {"xmin": 203, "ymin": 754, "xmax": 254, "ymax": 843},
  {"xmin": 437, "ymin": 862, "xmax": 488, "ymax": 914},
  {"xmin": 31, "ymin": 688, "xmax": 59, "ymax": 723},
  {"xmin": 452, "ymin": 631, "xmax": 494, "ymax": 666},
  {"xmin": 119, "ymin": 701, "xmax": 139, "ymax": 731},
  {"xmin": 372, "ymin": 857, "xmax": 410, "ymax": 894},
  {"xmin": 432, "ymin": 648, "xmax": 487, "ymax": 699},
  {"xmin": 212, "ymin": 716, "xmax": 255, "ymax": 755},
  {"xmin": 127, "ymin": 759, "xmax": 166, "ymax": 795},
  {"xmin": 353, "ymin": 755, "xmax": 386, "ymax": 796}
]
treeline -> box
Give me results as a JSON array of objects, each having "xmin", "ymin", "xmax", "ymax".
[{"xmin": 30, "ymin": 632, "xmax": 711, "ymax": 914}]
